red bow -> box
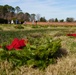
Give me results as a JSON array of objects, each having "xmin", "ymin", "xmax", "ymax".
[
  {"xmin": 6, "ymin": 38, "xmax": 27, "ymax": 50},
  {"xmin": 67, "ymin": 34, "xmax": 76, "ymax": 37}
]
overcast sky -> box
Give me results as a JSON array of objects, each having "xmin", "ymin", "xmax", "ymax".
[{"xmin": 0, "ymin": 0, "xmax": 76, "ymax": 20}]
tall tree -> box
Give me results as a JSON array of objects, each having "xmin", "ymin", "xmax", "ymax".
[
  {"xmin": 60, "ymin": 19, "xmax": 64, "ymax": 22},
  {"xmin": 49, "ymin": 18, "xmax": 54, "ymax": 22},
  {"xmin": 15, "ymin": 6, "xmax": 22, "ymax": 14},
  {"xmin": 40, "ymin": 17, "xmax": 46, "ymax": 22},
  {"xmin": 30, "ymin": 14, "xmax": 35, "ymax": 21},
  {"xmin": 0, "ymin": 5, "xmax": 4, "ymax": 18},
  {"xmin": 66, "ymin": 17, "xmax": 74, "ymax": 22},
  {"xmin": 55, "ymin": 18, "xmax": 58, "ymax": 22},
  {"xmin": 17, "ymin": 12, "xmax": 24, "ymax": 21},
  {"xmin": 24, "ymin": 12, "xmax": 30, "ymax": 21},
  {"xmin": 36, "ymin": 14, "xmax": 40, "ymax": 21},
  {"xmin": 4, "ymin": 5, "xmax": 15, "ymax": 23}
]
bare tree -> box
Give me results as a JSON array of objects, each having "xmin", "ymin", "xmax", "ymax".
[
  {"xmin": 30, "ymin": 14, "xmax": 35, "ymax": 22},
  {"xmin": 36, "ymin": 14, "xmax": 40, "ymax": 21}
]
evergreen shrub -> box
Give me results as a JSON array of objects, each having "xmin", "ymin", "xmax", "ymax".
[{"xmin": 0, "ymin": 37, "xmax": 62, "ymax": 69}]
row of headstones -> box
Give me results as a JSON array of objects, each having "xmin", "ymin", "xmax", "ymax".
[{"xmin": 8, "ymin": 20, "xmax": 24, "ymax": 24}]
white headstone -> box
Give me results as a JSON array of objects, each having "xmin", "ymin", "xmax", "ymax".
[{"xmin": 11, "ymin": 20, "xmax": 14, "ymax": 24}]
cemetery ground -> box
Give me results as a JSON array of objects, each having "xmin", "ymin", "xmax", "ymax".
[{"xmin": 0, "ymin": 23, "xmax": 76, "ymax": 75}]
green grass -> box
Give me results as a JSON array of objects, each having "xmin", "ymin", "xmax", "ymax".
[{"xmin": 0, "ymin": 24, "xmax": 76, "ymax": 75}]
